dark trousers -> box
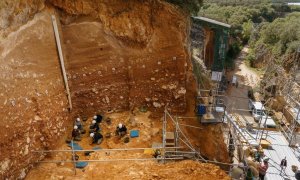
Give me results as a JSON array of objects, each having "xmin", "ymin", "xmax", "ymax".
[{"xmin": 259, "ymin": 173, "xmax": 265, "ymax": 180}]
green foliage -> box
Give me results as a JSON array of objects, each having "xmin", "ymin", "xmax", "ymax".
[
  {"xmin": 246, "ymin": 50, "xmax": 256, "ymax": 67},
  {"xmin": 228, "ymin": 42, "xmax": 242, "ymax": 58},
  {"xmin": 199, "ymin": 3, "xmax": 281, "ymax": 38},
  {"xmin": 166, "ymin": 0, "xmax": 203, "ymax": 15},
  {"xmin": 242, "ymin": 21, "xmax": 254, "ymax": 43},
  {"xmin": 290, "ymin": 5, "xmax": 300, "ymax": 12},
  {"xmin": 204, "ymin": 0, "xmax": 270, "ymax": 6},
  {"xmin": 251, "ymin": 12, "xmax": 300, "ymax": 59},
  {"xmin": 198, "ymin": 3, "xmax": 283, "ymax": 69},
  {"xmin": 225, "ymin": 42, "xmax": 242, "ymax": 69}
]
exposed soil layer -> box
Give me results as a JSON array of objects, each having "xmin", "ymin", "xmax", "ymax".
[
  {"xmin": 0, "ymin": 11, "xmax": 69, "ymax": 179},
  {"xmin": 52, "ymin": 0, "xmax": 191, "ymax": 115},
  {"xmin": 27, "ymin": 159, "xmax": 230, "ymax": 180}
]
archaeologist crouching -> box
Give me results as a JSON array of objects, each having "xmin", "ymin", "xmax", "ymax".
[
  {"xmin": 116, "ymin": 123, "xmax": 127, "ymax": 137},
  {"xmin": 75, "ymin": 118, "xmax": 83, "ymax": 130},
  {"xmin": 90, "ymin": 132, "xmax": 103, "ymax": 145},
  {"xmin": 93, "ymin": 114, "xmax": 103, "ymax": 124},
  {"xmin": 72, "ymin": 125, "xmax": 81, "ymax": 141},
  {"xmin": 89, "ymin": 120, "xmax": 100, "ymax": 133}
]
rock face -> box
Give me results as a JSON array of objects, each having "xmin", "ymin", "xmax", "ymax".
[
  {"xmin": 0, "ymin": 11, "xmax": 69, "ymax": 179},
  {"xmin": 0, "ymin": 0, "xmax": 193, "ymax": 179},
  {"xmin": 50, "ymin": 0, "xmax": 191, "ymax": 115},
  {"xmin": 0, "ymin": 0, "xmax": 45, "ymax": 38}
]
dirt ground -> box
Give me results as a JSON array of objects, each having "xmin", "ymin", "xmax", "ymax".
[
  {"xmin": 26, "ymin": 108, "xmax": 230, "ymax": 179},
  {"xmin": 27, "ymin": 159, "xmax": 229, "ymax": 180},
  {"xmin": 231, "ymin": 47, "xmax": 260, "ymax": 87},
  {"xmin": 25, "ymin": 57, "xmax": 231, "ymax": 179},
  {"xmin": 225, "ymin": 46, "xmax": 262, "ymax": 125},
  {"xmin": 26, "ymin": 81, "xmax": 231, "ymax": 179}
]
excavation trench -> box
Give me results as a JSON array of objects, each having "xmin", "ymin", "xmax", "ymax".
[{"xmin": 0, "ymin": 1, "xmax": 230, "ymax": 179}]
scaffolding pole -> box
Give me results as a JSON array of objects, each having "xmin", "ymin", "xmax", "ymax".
[
  {"xmin": 164, "ymin": 110, "xmax": 206, "ymax": 161},
  {"xmin": 33, "ymin": 146, "xmax": 183, "ymax": 153},
  {"xmin": 162, "ymin": 107, "xmax": 167, "ymax": 163},
  {"xmin": 38, "ymin": 157, "xmax": 184, "ymax": 164},
  {"xmin": 175, "ymin": 116, "xmax": 179, "ymax": 153}
]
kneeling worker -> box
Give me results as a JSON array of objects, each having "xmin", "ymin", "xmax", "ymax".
[
  {"xmin": 90, "ymin": 132, "xmax": 103, "ymax": 145},
  {"xmin": 89, "ymin": 120, "xmax": 100, "ymax": 133},
  {"xmin": 72, "ymin": 125, "xmax": 81, "ymax": 141},
  {"xmin": 93, "ymin": 114, "xmax": 103, "ymax": 124},
  {"xmin": 75, "ymin": 118, "xmax": 83, "ymax": 130},
  {"xmin": 116, "ymin": 123, "xmax": 127, "ymax": 136}
]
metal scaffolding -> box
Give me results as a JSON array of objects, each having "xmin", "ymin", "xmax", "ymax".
[
  {"xmin": 261, "ymin": 49, "xmax": 300, "ymax": 146},
  {"xmin": 162, "ymin": 108, "xmax": 207, "ymax": 161}
]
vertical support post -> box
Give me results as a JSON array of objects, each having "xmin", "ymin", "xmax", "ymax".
[
  {"xmin": 259, "ymin": 106, "xmax": 270, "ymax": 144},
  {"xmin": 256, "ymin": 100, "xmax": 268, "ymax": 140},
  {"xmin": 290, "ymin": 106, "xmax": 300, "ymax": 145},
  {"xmin": 162, "ymin": 107, "xmax": 167, "ymax": 164},
  {"xmin": 71, "ymin": 140, "xmax": 77, "ymax": 175},
  {"xmin": 175, "ymin": 115, "xmax": 179, "ymax": 155},
  {"xmin": 51, "ymin": 15, "xmax": 72, "ymax": 111}
]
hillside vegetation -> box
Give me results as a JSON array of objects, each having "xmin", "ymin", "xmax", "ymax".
[
  {"xmin": 166, "ymin": 0, "xmax": 203, "ymax": 14},
  {"xmin": 198, "ymin": 2, "xmax": 296, "ymax": 69},
  {"xmin": 248, "ymin": 12, "xmax": 300, "ymax": 69}
]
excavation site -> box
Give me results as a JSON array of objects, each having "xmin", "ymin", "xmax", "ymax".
[{"xmin": 1, "ymin": 0, "xmax": 300, "ymax": 180}]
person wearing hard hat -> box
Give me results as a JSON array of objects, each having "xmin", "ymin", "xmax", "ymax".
[
  {"xmin": 89, "ymin": 120, "xmax": 100, "ymax": 133},
  {"xmin": 116, "ymin": 123, "xmax": 127, "ymax": 137},
  {"xmin": 75, "ymin": 117, "xmax": 83, "ymax": 130},
  {"xmin": 93, "ymin": 114, "xmax": 103, "ymax": 124},
  {"xmin": 259, "ymin": 157, "xmax": 269, "ymax": 180},
  {"xmin": 90, "ymin": 132, "xmax": 103, "ymax": 145},
  {"xmin": 72, "ymin": 125, "xmax": 81, "ymax": 141},
  {"xmin": 230, "ymin": 162, "xmax": 245, "ymax": 180}
]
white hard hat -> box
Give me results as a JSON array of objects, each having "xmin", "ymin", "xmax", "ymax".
[
  {"xmin": 76, "ymin": 118, "xmax": 80, "ymax": 122},
  {"xmin": 74, "ymin": 125, "xmax": 78, "ymax": 130},
  {"xmin": 238, "ymin": 163, "xmax": 244, "ymax": 168},
  {"xmin": 90, "ymin": 133, "xmax": 94, "ymax": 137},
  {"xmin": 93, "ymin": 115, "xmax": 97, "ymax": 119},
  {"xmin": 92, "ymin": 120, "xmax": 96, "ymax": 124},
  {"xmin": 296, "ymin": 143, "xmax": 299, "ymax": 148},
  {"xmin": 118, "ymin": 123, "xmax": 122, "ymax": 128}
]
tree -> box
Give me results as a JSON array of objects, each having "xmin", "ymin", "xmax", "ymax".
[
  {"xmin": 242, "ymin": 21, "xmax": 253, "ymax": 43},
  {"xmin": 166, "ymin": 0, "xmax": 203, "ymax": 15}
]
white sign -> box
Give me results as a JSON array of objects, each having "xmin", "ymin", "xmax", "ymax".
[{"xmin": 211, "ymin": 71, "xmax": 223, "ymax": 82}]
